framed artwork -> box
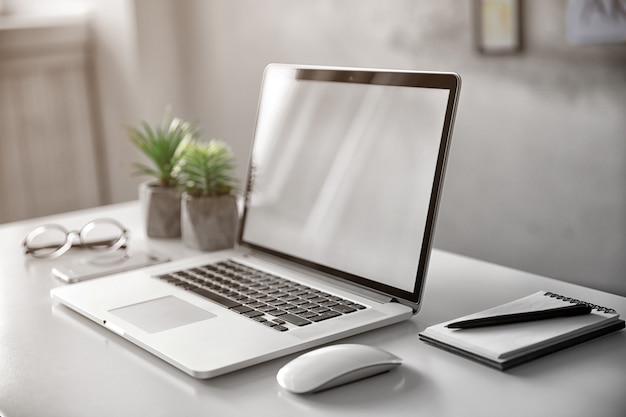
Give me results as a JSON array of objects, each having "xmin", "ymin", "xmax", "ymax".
[{"xmin": 474, "ymin": 0, "xmax": 523, "ymax": 54}]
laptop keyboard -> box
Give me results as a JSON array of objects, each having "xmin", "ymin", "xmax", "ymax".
[{"xmin": 154, "ymin": 260, "xmax": 366, "ymax": 332}]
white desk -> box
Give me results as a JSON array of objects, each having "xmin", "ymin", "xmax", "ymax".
[{"xmin": 1, "ymin": 202, "xmax": 625, "ymax": 417}]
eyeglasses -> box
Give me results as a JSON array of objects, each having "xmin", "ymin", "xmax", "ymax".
[{"xmin": 22, "ymin": 218, "xmax": 129, "ymax": 259}]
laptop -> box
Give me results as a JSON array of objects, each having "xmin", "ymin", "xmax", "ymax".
[{"xmin": 51, "ymin": 64, "xmax": 461, "ymax": 379}]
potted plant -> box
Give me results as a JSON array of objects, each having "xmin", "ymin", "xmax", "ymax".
[
  {"xmin": 127, "ymin": 110, "xmax": 197, "ymax": 238},
  {"xmin": 178, "ymin": 140, "xmax": 238, "ymax": 251}
]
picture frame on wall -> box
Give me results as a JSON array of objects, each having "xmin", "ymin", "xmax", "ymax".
[{"xmin": 474, "ymin": 0, "xmax": 523, "ymax": 54}]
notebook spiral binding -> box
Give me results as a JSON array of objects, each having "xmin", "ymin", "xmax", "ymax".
[{"xmin": 544, "ymin": 291, "xmax": 617, "ymax": 314}]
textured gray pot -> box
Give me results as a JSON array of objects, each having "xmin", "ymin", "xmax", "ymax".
[
  {"xmin": 181, "ymin": 193, "xmax": 238, "ymax": 251},
  {"xmin": 139, "ymin": 181, "xmax": 181, "ymax": 238}
]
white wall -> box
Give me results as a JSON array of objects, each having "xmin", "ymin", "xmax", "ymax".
[
  {"xmin": 161, "ymin": 0, "xmax": 626, "ymax": 295},
  {"xmin": 57, "ymin": 0, "xmax": 626, "ymax": 296}
]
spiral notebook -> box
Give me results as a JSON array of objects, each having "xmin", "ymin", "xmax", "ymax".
[{"xmin": 419, "ymin": 291, "xmax": 625, "ymax": 370}]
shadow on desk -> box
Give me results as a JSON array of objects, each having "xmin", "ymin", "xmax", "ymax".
[
  {"xmin": 52, "ymin": 304, "xmax": 425, "ymax": 401},
  {"xmin": 275, "ymin": 366, "xmax": 426, "ymax": 409},
  {"xmin": 50, "ymin": 303, "xmax": 626, "ymax": 415},
  {"xmin": 506, "ymin": 328, "xmax": 626, "ymax": 378}
]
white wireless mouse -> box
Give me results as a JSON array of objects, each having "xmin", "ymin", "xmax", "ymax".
[{"xmin": 276, "ymin": 344, "xmax": 402, "ymax": 394}]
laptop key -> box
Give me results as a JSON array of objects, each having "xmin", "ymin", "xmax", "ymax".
[
  {"xmin": 242, "ymin": 310, "xmax": 264, "ymax": 318},
  {"xmin": 280, "ymin": 313, "xmax": 312, "ymax": 326},
  {"xmin": 320, "ymin": 300, "xmax": 339, "ymax": 307},
  {"xmin": 156, "ymin": 274, "xmax": 179, "ymax": 282},
  {"xmin": 301, "ymin": 292, "xmax": 320, "ymax": 300},
  {"xmin": 299, "ymin": 311, "xmax": 319, "ymax": 319},
  {"xmin": 310, "ymin": 311, "xmax": 342, "ymax": 322},
  {"xmin": 190, "ymin": 287, "xmax": 241, "ymax": 309},
  {"xmin": 247, "ymin": 301, "xmax": 266, "ymax": 308},
  {"xmin": 258, "ymin": 304, "xmax": 279, "ymax": 312},
  {"xmin": 345, "ymin": 302, "xmax": 366, "ymax": 310},
  {"xmin": 333, "ymin": 304, "xmax": 357, "ymax": 314},
  {"xmin": 176, "ymin": 283, "xmax": 197, "ymax": 290},
  {"xmin": 230, "ymin": 305, "xmax": 253, "ymax": 314}
]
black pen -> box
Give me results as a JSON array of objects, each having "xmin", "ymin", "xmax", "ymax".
[{"xmin": 446, "ymin": 304, "xmax": 592, "ymax": 329}]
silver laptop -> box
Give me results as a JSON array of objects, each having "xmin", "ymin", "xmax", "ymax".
[{"xmin": 51, "ymin": 64, "xmax": 461, "ymax": 379}]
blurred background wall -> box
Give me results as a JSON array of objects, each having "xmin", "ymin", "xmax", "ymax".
[{"xmin": 1, "ymin": 0, "xmax": 625, "ymax": 295}]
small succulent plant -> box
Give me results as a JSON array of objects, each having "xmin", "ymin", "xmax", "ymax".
[
  {"xmin": 127, "ymin": 110, "xmax": 197, "ymax": 187},
  {"xmin": 178, "ymin": 140, "xmax": 237, "ymax": 197}
]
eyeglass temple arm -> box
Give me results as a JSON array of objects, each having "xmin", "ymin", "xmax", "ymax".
[{"xmin": 24, "ymin": 238, "xmax": 128, "ymax": 253}]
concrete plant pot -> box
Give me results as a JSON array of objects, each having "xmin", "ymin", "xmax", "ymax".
[
  {"xmin": 181, "ymin": 193, "xmax": 238, "ymax": 251},
  {"xmin": 139, "ymin": 181, "xmax": 181, "ymax": 238}
]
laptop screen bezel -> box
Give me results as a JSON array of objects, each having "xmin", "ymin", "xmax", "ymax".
[{"xmin": 237, "ymin": 64, "xmax": 461, "ymax": 309}]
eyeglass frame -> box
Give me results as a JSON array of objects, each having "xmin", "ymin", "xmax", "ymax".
[{"xmin": 22, "ymin": 218, "xmax": 130, "ymax": 259}]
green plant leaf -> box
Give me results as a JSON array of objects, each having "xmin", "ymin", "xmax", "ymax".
[
  {"xmin": 178, "ymin": 140, "xmax": 237, "ymax": 197},
  {"xmin": 126, "ymin": 109, "xmax": 199, "ymax": 187}
]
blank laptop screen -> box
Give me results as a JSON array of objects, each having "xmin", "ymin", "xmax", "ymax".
[{"xmin": 240, "ymin": 65, "xmax": 459, "ymax": 303}]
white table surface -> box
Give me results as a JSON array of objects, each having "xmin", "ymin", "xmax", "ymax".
[{"xmin": 1, "ymin": 201, "xmax": 625, "ymax": 417}]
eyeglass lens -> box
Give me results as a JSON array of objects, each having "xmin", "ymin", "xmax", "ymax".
[
  {"xmin": 80, "ymin": 220, "xmax": 127, "ymax": 250},
  {"xmin": 25, "ymin": 225, "xmax": 70, "ymax": 258}
]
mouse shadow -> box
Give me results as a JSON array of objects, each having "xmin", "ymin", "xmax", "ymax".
[{"xmin": 276, "ymin": 365, "xmax": 426, "ymax": 410}]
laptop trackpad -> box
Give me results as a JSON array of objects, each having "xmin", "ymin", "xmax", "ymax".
[{"xmin": 109, "ymin": 296, "xmax": 216, "ymax": 333}]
